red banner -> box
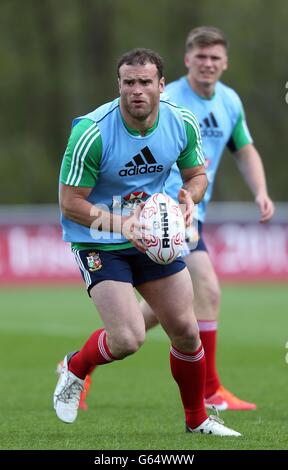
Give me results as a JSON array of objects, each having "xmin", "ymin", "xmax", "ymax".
[
  {"xmin": 204, "ymin": 223, "xmax": 288, "ymax": 281},
  {"xmin": 0, "ymin": 222, "xmax": 287, "ymax": 283},
  {"xmin": 0, "ymin": 225, "xmax": 79, "ymax": 284}
]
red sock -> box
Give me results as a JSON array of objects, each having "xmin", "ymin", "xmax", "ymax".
[
  {"xmin": 198, "ymin": 321, "xmax": 221, "ymax": 398},
  {"xmin": 69, "ymin": 328, "xmax": 117, "ymax": 379},
  {"xmin": 170, "ymin": 343, "xmax": 207, "ymax": 429}
]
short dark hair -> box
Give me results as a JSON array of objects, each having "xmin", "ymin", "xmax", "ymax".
[
  {"xmin": 117, "ymin": 48, "xmax": 164, "ymax": 79},
  {"xmin": 185, "ymin": 26, "xmax": 228, "ymax": 52}
]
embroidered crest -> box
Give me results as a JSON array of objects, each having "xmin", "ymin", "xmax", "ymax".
[{"xmin": 86, "ymin": 252, "xmax": 102, "ymax": 271}]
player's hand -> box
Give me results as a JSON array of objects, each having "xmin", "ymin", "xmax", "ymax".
[
  {"xmin": 255, "ymin": 193, "xmax": 275, "ymax": 223},
  {"xmin": 178, "ymin": 188, "xmax": 194, "ymax": 227},
  {"xmin": 121, "ymin": 203, "xmax": 150, "ymax": 253}
]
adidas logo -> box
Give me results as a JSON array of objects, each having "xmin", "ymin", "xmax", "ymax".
[
  {"xmin": 119, "ymin": 146, "xmax": 164, "ymax": 177},
  {"xmin": 200, "ymin": 112, "xmax": 223, "ymax": 138}
]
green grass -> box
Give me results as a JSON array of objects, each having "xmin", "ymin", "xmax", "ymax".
[{"xmin": 0, "ymin": 284, "xmax": 287, "ymax": 450}]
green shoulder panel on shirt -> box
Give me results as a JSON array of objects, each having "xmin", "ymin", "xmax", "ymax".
[
  {"xmin": 60, "ymin": 118, "xmax": 102, "ymax": 187},
  {"xmin": 227, "ymin": 108, "xmax": 253, "ymax": 153},
  {"xmin": 177, "ymin": 109, "xmax": 205, "ymax": 169}
]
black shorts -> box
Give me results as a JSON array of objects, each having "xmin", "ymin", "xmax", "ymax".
[
  {"xmin": 72, "ymin": 246, "xmax": 186, "ymax": 295},
  {"xmin": 181, "ymin": 221, "xmax": 208, "ymax": 256}
]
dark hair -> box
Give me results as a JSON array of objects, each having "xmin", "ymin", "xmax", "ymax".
[
  {"xmin": 185, "ymin": 26, "xmax": 228, "ymax": 52},
  {"xmin": 117, "ymin": 48, "xmax": 164, "ymax": 79}
]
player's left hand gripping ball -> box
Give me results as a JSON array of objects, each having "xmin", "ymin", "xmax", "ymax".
[{"xmin": 140, "ymin": 193, "xmax": 185, "ymax": 264}]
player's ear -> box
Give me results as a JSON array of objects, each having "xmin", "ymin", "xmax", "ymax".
[
  {"xmin": 223, "ymin": 56, "xmax": 228, "ymax": 71},
  {"xmin": 118, "ymin": 78, "xmax": 121, "ymax": 93},
  {"xmin": 159, "ymin": 77, "xmax": 165, "ymax": 93},
  {"xmin": 184, "ymin": 53, "xmax": 190, "ymax": 68},
  {"xmin": 184, "ymin": 50, "xmax": 194, "ymax": 69}
]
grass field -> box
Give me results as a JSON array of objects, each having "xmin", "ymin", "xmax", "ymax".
[{"xmin": 0, "ymin": 283, "xmax": 287, "ymax": 450}]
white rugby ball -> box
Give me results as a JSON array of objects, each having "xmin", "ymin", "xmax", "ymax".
[{"xmin": 140, "ymin": 193, "xmax": 185, "ymax": 264}]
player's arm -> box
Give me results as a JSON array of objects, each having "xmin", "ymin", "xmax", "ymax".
[
  {"xmin": 60, "ymin": 118, "xmax": 111, "ymax": 229},
  {"xmin": 180, "ymin": 165, "xmax": 208, "ymax": 204},
  {"xmin": 60, "ymin": 184, "xmax": 147, "ymax": 251},
  {"xmin": 227, "ymin": 106, "xmax": 274, "ymax": 223},
  {"xmin": 60, "ymin": 184, "xmax": 111, "ymax": 229},
  {"xmin": 234, "ymin": 144, "xmax": 274, "ymax": 222},
  {"xmin": 177, "ymin": 109, "xmax": 208, "ymax": 203},
  {"xmin": 177, "ymin": 166, "xmax": 207, "ymax": 227},
  {"xmin": 59, "ymin": 119, "xmax": 146, "ymax": 249},
  {"xmin": 176, "ymin": 109, "xmax": 208, "ymax": 225}
]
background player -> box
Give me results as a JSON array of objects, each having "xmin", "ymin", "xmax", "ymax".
[{"xmin": 140, "ymin": 26, "xmax": 274, "ymax": 411}]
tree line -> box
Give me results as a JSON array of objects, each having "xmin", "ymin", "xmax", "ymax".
[{"xmin": 0, "ymin": 0, "xmax": 287, "ymax": 204}]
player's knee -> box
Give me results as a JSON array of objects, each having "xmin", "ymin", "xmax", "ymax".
[
  {"xmin": 110, "ymin": 329, "xmax": 145, "ymax": 358},
  {"xmin": 170, "ymin": 320, "xmax": 200, "ymax": 351},
  {"xmin": 182, "ymin": 326, "xmax": 200, "ymax": 349}
]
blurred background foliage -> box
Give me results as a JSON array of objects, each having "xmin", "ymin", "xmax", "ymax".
[{"xmin": 0, "ymin": 0, "xmax": 287, "ymax": 204}]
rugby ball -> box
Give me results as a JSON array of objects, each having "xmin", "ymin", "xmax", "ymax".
[{"xmin": 140, "ymin": 193, "xmax": 185, "ymax": 264}]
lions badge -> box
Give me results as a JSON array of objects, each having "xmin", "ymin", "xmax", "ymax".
[{"xmin": 86, "ymin": 252, "xmax": 102, "ymax": 271}]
